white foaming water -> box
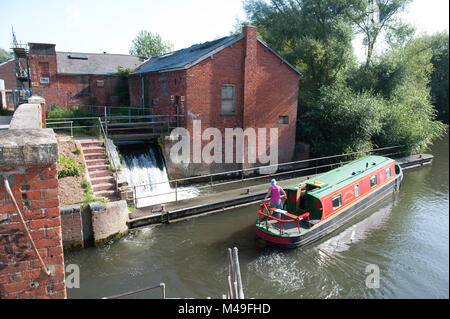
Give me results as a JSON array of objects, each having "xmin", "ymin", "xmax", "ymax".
[{"xmin": 120, "ymin": 143, "xmax": 198, "ymax": 208}]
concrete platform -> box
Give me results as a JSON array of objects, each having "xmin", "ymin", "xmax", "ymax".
[{"xmin": 126, "ymin": 153, "xmax": 434, "ymax": 229}]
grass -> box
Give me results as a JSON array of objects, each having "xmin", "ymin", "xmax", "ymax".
[{"xmin": 80, "ymin": 180, "xmax": 108, "ymax": 204}]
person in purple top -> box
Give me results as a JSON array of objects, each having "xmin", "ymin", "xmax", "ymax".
[{"xmin": 263, "ymin": 179, "xmax": 287, "ymax": 219}]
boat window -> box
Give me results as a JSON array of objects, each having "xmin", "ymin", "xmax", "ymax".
[
  {"xmin": 385, "ymin": 167, "xmax": 391, "ymax": 179},
  {"xmin": 332, "ymin": 194, "xmax": 342, "ymax": 210},
  {"xmin": 355, "ymin": 184, "xmax": 359, "ymax": 197},
  {"xmin": 370, "ymin": 175, "xmax": 377, "ymax": 188}
]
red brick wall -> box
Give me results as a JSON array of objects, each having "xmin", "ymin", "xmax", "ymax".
[
  {"xmin": 185, "ymin": 27, "xmax": 298, "ymax": 166},
  {"xmin": 253, "ymin": 40, "xmax": 299, "ymax": 163},
  {"xmin": 0, "ymin": 60, "xmax": 18, "ymax": 90},
  {"xmin": 128, "ymin": 75, "xmax": 142, "ymax": 107},
  {"xmin": 61, "ymin": 211, "xmax": 83, "ymax": 248},
  {"xmin": 28, "ymin": 52, "xmax": 127, "ymax": 108},
  {"xmin": 128, "ymin": 26, "xmax": 299, "ymax": 171},
  {"xmin": 0, "ymin": 164, "xmax": 66, "ymax": 299}
]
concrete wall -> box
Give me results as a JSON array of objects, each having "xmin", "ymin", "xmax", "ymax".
[
  {"xmin": 60, "ymin": 201, "xmax": 129, "ymax": 249},
  {"xmin": 0, "ymin": 104, "xmax": 66, "ymax": 299},
  {"xmin": 90, "ymin": 201, "xmax": 129, "ymax": 245}
]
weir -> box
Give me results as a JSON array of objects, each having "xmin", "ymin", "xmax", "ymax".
[{"xmin": 117, "ymin": 141, "xmax": 198, "ymax": 208}]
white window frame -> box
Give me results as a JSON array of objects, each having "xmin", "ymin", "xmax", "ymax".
[
  {"xmin": 221, "ymin": 84, "xmax": 236, "ymax": 115},
  {"xmin": 355, "ymin": 184, "xmax": 359, "ymax": 197},
  {"xmin": 370, "ymin": 175, "xmax": 378, "ymax": 188},
  {"xmin": 385, "ymin": 167, "xmax": 391, "ymax": 179},
  {"xmin": 332, "ymin": 194, "xmax": 342, "ymax": 210}
]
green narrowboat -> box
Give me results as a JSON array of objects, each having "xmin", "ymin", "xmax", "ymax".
[{"xmin": 255, "ymin": 155, "xmax": 403, "ymax": 248}]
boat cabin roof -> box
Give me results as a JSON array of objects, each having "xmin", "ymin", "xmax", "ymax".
[{"xmin": 286, "ymin": 155, "xmax": 395, "ymax": 199}]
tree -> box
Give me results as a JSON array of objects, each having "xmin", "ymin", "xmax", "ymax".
[
  {"xmin": 244, "ymin": 0, "xmax": 355, "ymax": 91},
  {"xmin": 347, "ymin": 0, "xmax": 411, "ymax": 67},
  {"xmin": 428, "ymin": 32, "xmax": 449, "ymax": 123},
  {"xmin": 243, "ymin": 0, "xmax": 446, "ymax": 157},
  {"xmin": 0, "ymin": 48, "xmax": 12, "ymax": 63},
  {"xmin": 129, "ymin": 30, "xmax": 174, "ymax": 58}
]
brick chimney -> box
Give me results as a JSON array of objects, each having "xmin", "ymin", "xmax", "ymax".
[{"xmin": 242, "ymin": 25, "xmax": 258, "ymax": 129}]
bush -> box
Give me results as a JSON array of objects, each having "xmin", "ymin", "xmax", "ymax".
[{"xmin": 58, "ymin": 156, "xmax": 81, "ymax": 179}]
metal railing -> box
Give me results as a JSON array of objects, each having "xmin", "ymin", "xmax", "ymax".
[
  {"xmin": 127, "ymin": 145, "xmax": 407, "ymax": 205},
  {"xmin": 46, "ymin": 113, "xmax": 183, "ymax": 137},
  {"xmin": 98, "ymin": 117, "xmax": 120, "ymax": 193},
  {"xmin": 102, "ymin": 283, "xmax": 166, "ymax": 299},
  {"xmin": 46, "ymin": 120, "xmax": 73, "ymax": 137}
]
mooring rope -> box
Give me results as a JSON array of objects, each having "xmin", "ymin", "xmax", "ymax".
[{"xmin": 3, "ymin": 179, "xmax": 51, "ymax": 276}]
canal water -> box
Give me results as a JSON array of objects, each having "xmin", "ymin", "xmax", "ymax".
[{"xmin": 64, "ymin": 133, "xmax": 449, "ymax": 299}]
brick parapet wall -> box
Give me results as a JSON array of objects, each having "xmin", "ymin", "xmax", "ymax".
[{"xmin": 0, "ymin": 104, "xmax": 66, "ymax": 299}]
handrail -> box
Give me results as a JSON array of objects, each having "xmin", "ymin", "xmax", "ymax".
[
  {"xmin": 98, "ymin": 117, "xmax": 119, "ymax": 193},
  {"xmin": 4, "ymin": 180, "xmax": 52, "ymax": 276},
  {"xmin": 102, "ymin": 283, "xmax": 165, "ymax": 299},
  {"xmin": 257, "ymin": 203, "xmax": 301, "ymax": 235}
]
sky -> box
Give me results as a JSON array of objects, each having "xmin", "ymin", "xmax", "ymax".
[{"xmin": 0, "ymin": 0, "xmax": 448, "ymax": 57}]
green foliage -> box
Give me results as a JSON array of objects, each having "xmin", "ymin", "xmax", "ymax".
[
  {"xmin": 428, "ymin": 32, "xmax": 449, "ymax": 123},
  {"xmin": 244, "ymin": 0, "xmax": 356, "ymax": 91},
  {"xmin": 298, "ymin": 84, "xmax": 383, "ymax": 156},
  {"xmin": 347, "ymin": 0, "xmax": 411, "ymax": 67},
  {"xmin": 244, "ymin": 0, "xmax": 446, "ymax": 158},
  {"xmin": 46, "ymin": 105, "xmax": 98, "ymax": 136},
  {"xmin": 129, "ymin": 30, "xmax": 174, "ymax": 57},
  {"xmin": 74, "ymin": 148, "xmax": 82, "ymax": 155},
  {"xmin": 80, "ymin": 180, "xmax": 107, "ymax": 204},
  {"xmin": 0, "ymin": 48, "xmax": 12, "ymax": 63},
  {"xmin": 116, "ymin": 66, "xmax": 132, "ymax": 105},
  {"xmin": 58, "ymin": 156, "xmax": 81, "ymax": 179}
]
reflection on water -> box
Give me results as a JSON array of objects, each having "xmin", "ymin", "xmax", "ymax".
[{"xmin": 66, "ymin": 133, "xmax": 449, "ymax": 299}]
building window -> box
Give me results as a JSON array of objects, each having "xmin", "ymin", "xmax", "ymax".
[
  {"xmin": 332, "ymin": 194, "xmax": 342, "ymax": 210},
  {"xmin": 355, "ymin": 184, "xmax": 359, "ymax": 197},
  {"xmin": 370, "ymin": 175, "xmax": 378, "ymax": 188},
  {"xmin": 221, "ymin": 84, "xmax": 236, "ymax": 114},
  {"xmin": 385, "ymin": 167, "xmax": 391, "ymax": 179},
  {"xmin": 96, "ymin": 80, "xmax": 104, "ymax": 88},
  {"xmin": 278, "ymin": 116, "xmax": 289, "ymax": 124}
]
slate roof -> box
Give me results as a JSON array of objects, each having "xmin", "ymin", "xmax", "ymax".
[
  {"xmin": 56, "ymin": 52, "xmax": 147, "ymax": 75},
  {"xmin": 132, "ymin": 33, "xmax": 301, "ymax": 75}
]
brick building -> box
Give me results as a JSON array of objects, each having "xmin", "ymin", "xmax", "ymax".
[
  {"xmin": 0, "ymin": 59, "xmax": 19, "ymax": 90},
  {"xmin": 26, "ymin": 43, "xmax": 146, "ymax": 108},
  {"xmin": 129, "ymin": 26, "xmax": 300, "ymax": 173}
]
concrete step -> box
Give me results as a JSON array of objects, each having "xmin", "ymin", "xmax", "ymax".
[
  {"xmin": 94, "ymin": 189, "xmax": 118, "ymax": 201},
  {"xmin": 89, "ymin": 170, "xmax": 113, "ymax": 179},
  {"xmin": 88, "ymin": 164, "xmax": 110, "ymax": 172},
  {"xmin": 92, "ymin": 182, "xmax": 116, "ymax": 192},
  {"xmin": 84, "ymin": 153, "xmax": 108, "ymax": 161},
  {"xmin": 83, "ymin": 147, "xmax": 105, "ymax": 154},
  {"xmin": 78, "ymin": 139, "xmax": 101, "ymax": 145},
  {"xmin": 85, "ymin": 159, "xmax": 109, "ymax": 166},
  {"xmin": 91, "ymin": 175, "xmax": 115, "ymax": 184}
]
